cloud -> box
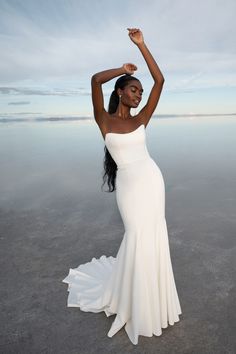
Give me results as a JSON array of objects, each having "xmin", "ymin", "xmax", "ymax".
[
  {"xmin": 0, "ymin": 0, "xmax": 235, "ymax": 84},
  {"xmin": 0, "ymin": 0, "xmax": 235, "ymax": 115},
  {"xmin": 0, "ymin": 87, "xmax": 89, "ymax": 96},
  {"xmin": 0, "ymin": 112, "xmax": 42, "ymax": 117},
  {"xmin": 8, "ymin": 101, "xmax": 30, "ymax": 105}
]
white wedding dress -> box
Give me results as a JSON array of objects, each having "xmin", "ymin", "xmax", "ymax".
[{"xmin": 62, "ymin": 123, "xmax": 182, "ymax": 345}]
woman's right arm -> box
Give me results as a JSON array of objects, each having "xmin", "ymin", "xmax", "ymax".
[
  {"xmin": 91, "ymin": 64, "xmax": 136, "ymax": 124},
  {"xmin": 91, "ymin": 67, "xmax": 125, "ymax": 124}
]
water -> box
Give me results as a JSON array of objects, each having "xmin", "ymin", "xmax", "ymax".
[
  {"xmin": 0, "ymin": 115, "xmax": 235, "ymax": 353},
  {"xmin": 0, "ymin": 115, "xmax": 235, "ymax": 211}
]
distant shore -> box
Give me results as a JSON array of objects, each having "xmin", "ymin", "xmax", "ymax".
[{"xmin": 0, "ymin": 112, "xmax": 235, "ymax": 123}]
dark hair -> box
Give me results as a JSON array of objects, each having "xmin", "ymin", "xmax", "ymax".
[{"xmin": 101, "ymin": 74, "xmax": 140, "ymax": 193}]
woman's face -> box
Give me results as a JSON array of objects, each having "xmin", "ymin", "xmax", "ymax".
[{"xmin": 119, "ymin": 80, "xmax": 143, "ymax": 108}]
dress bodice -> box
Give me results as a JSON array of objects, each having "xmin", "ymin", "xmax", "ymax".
[{"xmin": 105, "ymin": 124, "xmax": 151, "ymax": 169}]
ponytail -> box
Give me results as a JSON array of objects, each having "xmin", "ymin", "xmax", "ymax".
[{"xmin": 101, "ymin": 74, "xmax": 140, "ymax": 193}]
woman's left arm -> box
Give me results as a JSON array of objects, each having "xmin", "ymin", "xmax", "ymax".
[{"xmin": 127, "ymin": 28, "xmax": 165, "ymax": 122}]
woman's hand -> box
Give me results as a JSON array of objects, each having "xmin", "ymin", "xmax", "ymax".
[
  {"xmin": 122, "ymin": 63, "xmax": 137, "ymax": 75},
  {"xmin": 127, "ymin": 28, "xmax": 144, "ymax": 45}
]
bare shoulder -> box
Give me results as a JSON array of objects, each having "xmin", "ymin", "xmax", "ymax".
[
  {"xmin": 95, "ymin": 112, "xmax": 148, "ymax": 141},
  {"xmin": 132, "ymin": 111, "xmax": 148, "ymax": 128}
]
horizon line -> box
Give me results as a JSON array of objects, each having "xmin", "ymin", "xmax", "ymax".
[{"xmin": 0, "ymin": 112, "xmax": 235, "ymax": 123}]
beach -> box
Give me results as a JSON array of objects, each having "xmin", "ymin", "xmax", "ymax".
[{"xmin": 0, "ymin": 116, "xmax": 235, "ymax": 353}]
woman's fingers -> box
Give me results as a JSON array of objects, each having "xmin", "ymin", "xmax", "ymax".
[
  {"xmin": 123, "ymin": 62, "xmax": 138, "ymax": 74},
  {"xmin": 127, "ymin": 27, "xmax": 139, "ymax": 33},
  {"xmin": 125, "ymin": 62, "xmax": 137, "ymax": 68},
  {"xmin": 127, "ymin": 63, "xmax": 137, "ymax": 70}
]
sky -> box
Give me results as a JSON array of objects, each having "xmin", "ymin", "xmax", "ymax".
[{"xmin": 0, "ymin": 0, "xmax": 236, "ymax": 119}]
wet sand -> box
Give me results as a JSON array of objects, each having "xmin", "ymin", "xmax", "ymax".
[{"xmin": 0, "ymin": 116, "xmax": 235, "ymax": 353}]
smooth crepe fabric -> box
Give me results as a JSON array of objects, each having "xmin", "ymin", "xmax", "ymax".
[{"xmin": 62, "ymin": 123, "xmax": 182, "ymax": 345}]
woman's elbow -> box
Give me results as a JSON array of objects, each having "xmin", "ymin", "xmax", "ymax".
[
  {"xmin": 159, "ymin": 75, "xmax": 165, "ymax": 84},
  {"xmin": 91, "ymin": 74, "xmax": 100, "ymax": 83},
  {"xmin": 154, "ymin": 77, "xmax": 165, "ymax": 85}
]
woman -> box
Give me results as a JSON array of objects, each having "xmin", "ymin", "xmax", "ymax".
[{"xmin": 62, "ymin": 28, "xmax": 182, "ymax": 345}]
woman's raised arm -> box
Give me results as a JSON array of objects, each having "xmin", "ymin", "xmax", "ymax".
[
  {"xmin": 91, "ymin": 68, "xmax": 123, "ymax": 124},
  {"xmin": 127, "ymin": 28, "xmax": 165, "ymax": 123},
  {"xmin": 91, "ymin": 64, "xmax": 137, "ymax": 124}
]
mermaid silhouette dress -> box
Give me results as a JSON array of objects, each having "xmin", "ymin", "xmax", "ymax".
[{"xmin": 62, "ymin": 123, "xmax": 182, "ymax": 345}]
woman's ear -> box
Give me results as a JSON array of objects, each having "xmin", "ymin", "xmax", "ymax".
[{"xmin": 117, "ymin": 88, "xmax": 123, "ymax": 96}]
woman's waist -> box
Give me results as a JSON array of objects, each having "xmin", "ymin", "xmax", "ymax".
[{"xmin": 117, "ymin": 155, "xmax": 153, "ymax": 170}]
